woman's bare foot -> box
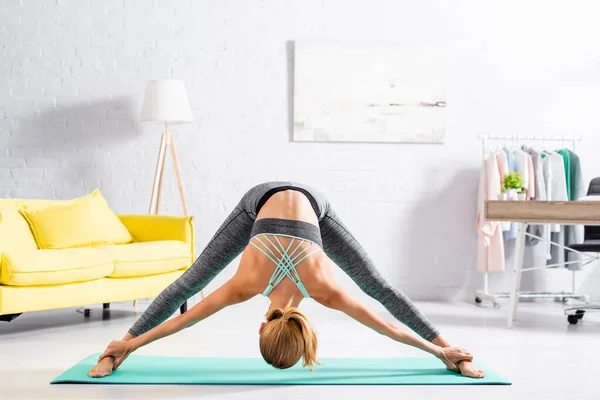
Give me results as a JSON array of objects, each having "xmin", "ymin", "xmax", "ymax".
[
  {"xmin": 440, "ymin": 356, "xmax": 459, "ymax": 373},
  {"xmin": 457, "ymin": 361, "xmax": 485, "ymax": 378},
  {"xmin": 88, "ymin": 356, "xmax": 115, "ymax": 378},
  {"xmin": 444, "ymin": 362, "xmax": 460, "ymax": 373}
]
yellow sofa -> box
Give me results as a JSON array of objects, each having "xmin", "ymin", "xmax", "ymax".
[{"xmin": 0, "ymin": 198, "xmax": 195, "ymax": 320}]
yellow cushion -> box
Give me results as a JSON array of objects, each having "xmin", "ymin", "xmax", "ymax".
[
  {"xmin": 18, "ymin": 189, "xmax": 132, "ymax": 249},
  {"xmin": 95, "ymin": 240, "xmax": 191, "ymax": 278},
  {"xmin": 118, "ymin": 215, "xmax": 195, "ymax": 251},
  {"xmin": 0, "ymin": 206, "xmax": 38, "ymax": 252},
  {"xmin": 0, "ymin": 248, "xmax": 115, "ymax": 286}
]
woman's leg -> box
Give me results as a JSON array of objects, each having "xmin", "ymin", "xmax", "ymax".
[
  {"xmin": 318, "ymin": 207, "xmax": 484, "ymax": 378},
  {"xmin": 90, "ymin": 186, "xmax": 267, "ymax": 378},
  {"xmin": 89, "ymin": 199, "xmax": 255, "ymax": 378},
  {"xmin": 128, "ymin": 201, "xmax": 255, "ymax": 337},
  {"xmin": 318, "ymin": 207, "xmax": 440, "ymax": 341}
]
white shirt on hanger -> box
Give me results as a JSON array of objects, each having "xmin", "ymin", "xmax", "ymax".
[
  {"xmin": 547, "ymin": 152, "xmax": 568, "ymax": 232},
  {"xmin": 514, "ymin": 149, "xmax": 529, "ymax": 190},
  {"xmin": 541, "ymin": 154, "xmax": 554, "ymax": 258},
  {"xmin": 542, "ymin": 155, "xmax": 553, "ymax": 202}
]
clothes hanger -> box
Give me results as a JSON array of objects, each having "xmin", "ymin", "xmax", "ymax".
[
  {"xmin": 483, "ymin": 138, "xmax": 492, "ymax": 157},
  {"xmin": 506, "ymin": 134, "xmax": 515, "ymax": 152},
  {"xmin": 543, "ymin": 136, "xmax": 552, "ymax": 154},
  {"xmin": 540, "ymin": 136, "xmax": 548, "ymax": 154}
]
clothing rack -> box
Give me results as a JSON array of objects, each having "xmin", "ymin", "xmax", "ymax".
[
  {"xmin": 475, "ymin": 134, "xmax": 587, "ymax": 308},
  {"xmin": 479, "ymin": 134, "xmax": 583, "ymax": 153}
]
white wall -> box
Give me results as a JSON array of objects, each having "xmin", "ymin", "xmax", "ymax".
[{"xmin": 1, "ymin": 0, "xmax": 600, "ymax": 301}]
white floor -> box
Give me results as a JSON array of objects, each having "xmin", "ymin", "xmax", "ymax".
[{"xmin": 1, "ymin": 296, "xmax": 599, "ymax": 400}]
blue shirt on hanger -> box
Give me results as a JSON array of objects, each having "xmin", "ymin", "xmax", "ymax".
[{"xmin": 502, "ymin": 146, "xmax": 517, "ymax": 240}]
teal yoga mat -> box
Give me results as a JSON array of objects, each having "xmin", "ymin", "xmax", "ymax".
[{"xmin": 51, "ymin": 354, "xmax": 510, "ymax": 385}]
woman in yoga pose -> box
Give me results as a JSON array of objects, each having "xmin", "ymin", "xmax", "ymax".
[{"xmin": 89, "ymin": 182, "xmax": 484, "ymax": 378}]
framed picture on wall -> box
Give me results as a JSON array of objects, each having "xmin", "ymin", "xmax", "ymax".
[{"xmin": 293, "ymin": 40, "xmax": 448, "ymax": 144}]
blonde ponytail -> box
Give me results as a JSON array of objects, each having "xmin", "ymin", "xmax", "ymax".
[{"xmin": 260, "ymin": 302, "xmax": 321, "ymax": 371}]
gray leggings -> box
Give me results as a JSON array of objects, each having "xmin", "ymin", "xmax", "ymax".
[{"xmin": 129, "ymin": 182, "xmax": 440, "ymax": 341}]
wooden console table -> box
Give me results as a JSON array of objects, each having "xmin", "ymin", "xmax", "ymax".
[{"xmin": 484, "ymin": 200, "xmax": 600, "ymax": 327}]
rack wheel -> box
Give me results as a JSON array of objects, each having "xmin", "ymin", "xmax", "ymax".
[
  {"xmin": 567, "ymin": 315, "xmax": 579, "ymax": 325},
  {"xmin": 575, "ymin": 310, "xmax": 585, "ymax": 319},
  {"xmin": 493, "ymin": 303, "xmax": 501, "ymax": 309},
  {"xmin": 475, "ymin": 297, "xmax": 482, "ymax": 304}
]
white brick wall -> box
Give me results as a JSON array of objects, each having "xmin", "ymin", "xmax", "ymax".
[{"xmin": 2, "ymin": 0, "xmax": 600, "ymax": 301}]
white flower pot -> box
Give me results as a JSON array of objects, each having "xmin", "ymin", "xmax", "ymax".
[
  {"xmin": 507, "ymin": 189, "xmax": 518, "ymax": 201},
  {"xmin": 497, "ymin": 193, "xmax": 507, "ymax": 200},
  {"xmin": 517, "ymin": 193, "xmax": 527, "ymax": 201}
]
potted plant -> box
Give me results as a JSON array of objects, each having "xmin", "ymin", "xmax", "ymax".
[
  {"xmin": 497, "ymin": 187, "xmax": 507, "ymax": 200},
  {"xmin": 503, "ymin": 172, "xmax": 524, "ymax": 201},
  {"xmin": 517, "ymin": 188, "xmax": 527, "ymax": 201}
]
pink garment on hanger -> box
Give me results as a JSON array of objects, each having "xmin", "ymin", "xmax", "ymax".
[
  {"xmin": 477, "ymin": 153, "xmax": 506, "ymax": 272},
  {"xmin": 496, "ymin": 150, "xmax": 509, "ymax": 186},
  {"xmin": 525, "ymin": 153, "xmax": 535, "ymax": 200},
  {"xmin": 496, "ymin": 150, "xmax": 511, "ymax": 231}
]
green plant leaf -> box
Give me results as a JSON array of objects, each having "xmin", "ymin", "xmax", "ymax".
[{"xmin": 503, "ymin": 172, "xmax": 524, "ymax": 190}]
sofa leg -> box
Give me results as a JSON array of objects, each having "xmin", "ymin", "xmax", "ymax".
[
  {"xmin": 84, "ymin": 309, "xmax": 91, "ymax": 317},
  {"xmin": 0, "ymin": 313, "xmax": 22, "ymax": 322},
  {"xmin": 103, "ymin": 303, "xmax": 110, "ymax": 310},
  {"xmin": 180, "ymin": 301, "xmax": 188, "ymax": 314}
]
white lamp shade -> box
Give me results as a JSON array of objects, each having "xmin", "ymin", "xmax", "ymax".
[{"xmin": 140, "ymin": 79, "xmax": 193, "ymax": 124}]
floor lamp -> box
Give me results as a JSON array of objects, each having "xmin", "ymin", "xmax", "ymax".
[
  {"xmin": 141, "ymin": 79, "xmax": 193, "ymax": 215},
  {"xmin": 140, "ymin": 79, "xmax": 204, "ymax": 301}
]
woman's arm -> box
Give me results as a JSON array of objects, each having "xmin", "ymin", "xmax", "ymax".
[
  {"xmin": 320, "ymin": 286, "xmax": 472, "ymax": 364},
  {"xmin": 99, "ymin": 279, "xmax": 253, "ymax": 368}
]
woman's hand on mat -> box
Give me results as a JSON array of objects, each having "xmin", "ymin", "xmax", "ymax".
[
  {"xmin": 436, "ymin": 346, "xmax": 472, "ymax": 367},
  {"xmin": 436, "ymin": 347, "xmax": 485, "ymax": 379},
  {"xmin": 99, "ymin": 340, "xmax": 134, "ymax": 370}
]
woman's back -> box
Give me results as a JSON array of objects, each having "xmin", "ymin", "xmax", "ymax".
[{"xmin": 234, "ymin": 190, "xmax": 332, "ymax": 304}]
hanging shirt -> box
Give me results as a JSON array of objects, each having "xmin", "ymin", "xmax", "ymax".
[
  {"xmin": 562, "ymin": 149, "xmax": 585, "ymax": 271},
  {"xmin": 522, "ymin": 146, "xmax": 547, "ymax": 246},
  {"xmin": 523, "ymin": 147, "xmax": 547, "ymax": 202},
  {"xmin": 477, "ymin": 152, "xmax": 505, "ymax": 272},
  {"xmin": 541, "ymin": 154, "xmax": 554, "ymax": 257},
  {"xmin": 502, "ymin": 146, "xmax": 515, "ymax": 172},
  {"xmin": 513, "ymin": 150, "xmax": 535, "ymax": 198},
  {"xmin": 513, "ymin": 149, "xmax": 529, "ymax": 192},
  {"xmin": 556, "ymin": 149, "xmax": 572, "ymax": 200},
  {"xmin": 497, "ymin": 150, "xmax": 509, "ymax": 186},
  {"xmin": 564, "ymin": 149, "xmax": 585, "ymax": 200},
  {"xmin": 547, "ymin": 152, "xmax": 568, "ymax": 232},
  {"xmin": 502, "ymin": 147, "xmax": 518, "ymax": 240},
  {"xmin": 542, "ymin": 154, "xmax": 553, "ymax": 201},
  {"xmin": 526, "ymin": 153, "xmax": 535, "ymax": 199},
  {"xmin": 496, "ymin": 150, "xmax": 511, "ymax": 232}
]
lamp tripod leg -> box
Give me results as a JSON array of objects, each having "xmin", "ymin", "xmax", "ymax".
[
  {"xmin": 149, "ymin": 131, "xmax": 168, "ymax": 214},
  {"xmin": 168, "ymin": 131, "xmax": 189, "ymax": 217}
]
